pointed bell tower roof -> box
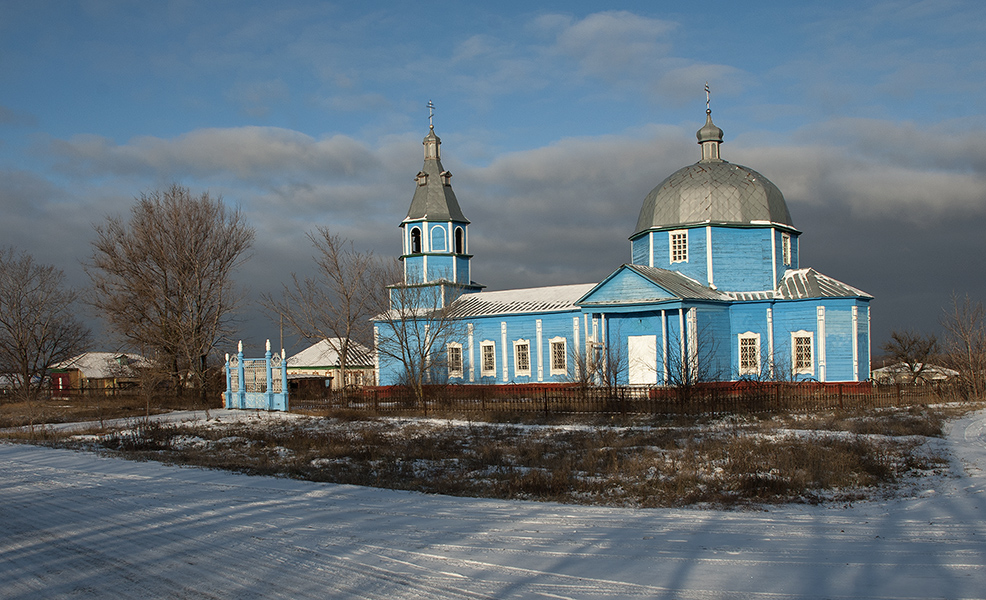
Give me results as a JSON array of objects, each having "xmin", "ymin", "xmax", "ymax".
[{"xmin": 403, "ymin": 120, "xmax": 468, "ymax": 224}]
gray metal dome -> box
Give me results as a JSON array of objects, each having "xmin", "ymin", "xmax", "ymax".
[{"xmin": 631, "ymin": 113, "xmax": 793, "ymax": 238}]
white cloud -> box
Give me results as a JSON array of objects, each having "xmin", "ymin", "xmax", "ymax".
[{"xmin": 547, "ymin": 11, "xmax": 675, "ymax": 79}]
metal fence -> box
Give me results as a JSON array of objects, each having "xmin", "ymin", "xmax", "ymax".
[{"xmin": 290, "ymin": 381, "xmax": 964, "ymax": 416}]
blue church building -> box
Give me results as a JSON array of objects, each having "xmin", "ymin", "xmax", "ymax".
[{"xmin": 374, "ymin": 108, "xmax": 872, "ymax": 387}]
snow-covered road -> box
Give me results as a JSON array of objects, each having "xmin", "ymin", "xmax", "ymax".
[{"xmin": 2, "ymin": 412, "xmax": 985, "ymax": 599}]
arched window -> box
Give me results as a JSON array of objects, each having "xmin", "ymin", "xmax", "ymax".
[
  {"xmin": 410, "ymin": 228, "xmax": 421, "ymax": 254},
  {"xmin": 454, "ymin": 227, "xmax": 464, "ymax": 254},
  {"xmin": 431, "ymin": 225, "xmax": 446, "ymax": 252}
]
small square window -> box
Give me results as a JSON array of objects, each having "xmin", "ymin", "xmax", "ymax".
[{"xmin": 670, "ymin": 230, "xmax": 688, "ymax": 263}]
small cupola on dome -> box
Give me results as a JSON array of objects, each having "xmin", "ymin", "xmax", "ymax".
[{"xmin": 697, "ymin": 110, "xmax": 724, "ymax": 161}]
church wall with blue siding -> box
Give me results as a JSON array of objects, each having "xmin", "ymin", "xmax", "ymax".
[{"xmin": 454, "ymin": 310, "xmax": 582, "ymax": 384}]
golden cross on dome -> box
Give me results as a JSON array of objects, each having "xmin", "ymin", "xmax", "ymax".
[
  {"xmin": 705, "ymin": 82, "xmax": 711, "ymax": 114},
  {"xmin": 428, "ymin": 100, "xmax": 435, "ymax": 129}
]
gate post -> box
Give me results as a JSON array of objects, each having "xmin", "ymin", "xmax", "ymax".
[
  {"xmin": 265, "ymin": 339, "xmax": 274, "ymax": 410},
  {"xmin": 280, "ymin": 348, "xmax": 289, "ymax": 411},
  {"xmin": 237, "ymin": 341, "xmax": 246, "ymax": 409},
  {"xmin": 224, "ymin": 353, "xmax": 232, "ymax": 408}
]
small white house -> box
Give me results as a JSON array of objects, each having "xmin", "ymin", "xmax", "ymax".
[
  {"xmin": 287, "ymin": 339, "xmax": 375, "ymax": 391},
  {"xmin": 871, "ymin": 362, "xmax": 958, "ymax": 385}
]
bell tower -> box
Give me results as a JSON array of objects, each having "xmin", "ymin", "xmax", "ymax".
[{"xmin": 393, "ymin": 103, "xmax": 483, "ymax": 309}]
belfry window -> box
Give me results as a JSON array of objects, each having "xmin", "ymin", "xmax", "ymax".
[
  {"xmin": 431, "ymin": 225, "xmax": 446, "ymax": 252},
  {"xmin": 670, "ymin": 230, "xmax": 688, "ymax": 263},
  {"xmin": 410, "ymin": 228, "xmax": 421, "ymax": 254},
  {"xmin": 782, "ymin": 233, "xmax": 792, "ymax": 266},
  {"xmin": 454, "ymin": 227, "xmax": 464, "ymax": 254}
]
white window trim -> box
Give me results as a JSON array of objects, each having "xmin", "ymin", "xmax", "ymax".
[
  {"xmin": 738, "ymin": 332, "xmax": 761, "ymax": 376},
  {"xmin": 480, "ymin": 341, "xmax": 496, "ymax": 377},
  {"xmin": 513, "ymin": 339, "xmax": 531, "ymax": 377},
  {"xmin": 782, "ymin": 232, "xmax": 792, "ymax": 266},
  {"xmin": 447, "ymin": 342, "xmax": 463, "ymax": 379},
  {"xmin": 791, "ymin": 330, "xmax": 815, "ymax": 376},
  {"xmin": 669, "ymin": 229, "xmax": 688, "ymax": 263},
  {"xmin": 549, "ymin": 337, "xmax": 567, "ymax": 376}
]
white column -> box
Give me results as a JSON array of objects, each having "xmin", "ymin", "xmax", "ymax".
[
  {"xmin": 766, "ymin": 307, "xmax": 774, "ymax": 379},
  {"xmin": 816, "ymin": 306, "xmax": 826, "ymax": 382},
  {"xmin": 500, "ymin": 322, "xmax": 508, "ymax": 382},
  {"xmin": 467, "ymin": 323, "xmax": 475, "ymax": 382},
  {"xmin": 706, "ymin": 225, "xmax": 713, "ymax": 287},
  {"xmin": 852, "ymin": 305, "xmax": 859, "ymax": 381}
]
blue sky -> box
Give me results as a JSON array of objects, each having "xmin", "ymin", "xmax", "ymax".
[{"xmin": 2, "ymin": 0, "xmax": 985, "ymax": 356}]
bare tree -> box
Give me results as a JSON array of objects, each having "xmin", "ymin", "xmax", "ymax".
[
  {"xmin": 879, "ymin": 330, "xmax": 940, "ymax": 384},
  {"xmin": 374, "ymin": 266, "xmax": 467, "ymax": 407},
  {"xmin": 568, "ymin": 340, "xmax": 599, "ymax": 391},
  {"xmin": 87, "ymin": 184, "xmax": 254, "ymax": 401},
  {"xmin": 0, "ymin": 248, "xmax": 90, "ymax": 406},
  {"xmin": 264, "ymin": 227, "xmax": 385, "ymax": 389},
  {"xmin": 663, "ymin": 329, "xmax": 725, "ymax": 402},
  {"xmin": 940, "ymin": 294, "xmax": 986, "ymax": 398}
]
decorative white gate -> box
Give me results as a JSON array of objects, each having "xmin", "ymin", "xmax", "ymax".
[{"xmin": 225, "ymin": 340, "xmax": 288, "ymax": 411}]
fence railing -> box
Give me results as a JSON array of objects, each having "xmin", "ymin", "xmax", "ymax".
[{"xmin": 290, "ymin": 381, "xmax": 965, "ymax": 416}]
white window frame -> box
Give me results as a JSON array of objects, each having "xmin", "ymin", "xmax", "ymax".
[
  {"xmin": 782, "ymin": 232, "xmax": 792, "ymax": 266},
  {"xmin": 447, "ymin": 343, "xmax": 463, "ymax": 378},
  {"xmin": 791, "ymin": 330, "xmax": 815, "ymax": 376},
  {"xmin": 549, "ymin": 337, "xmax": 567, "ymax": 376},
  {"xmin": 513, "ymin": 339, "xmax": 531, "ymax": 377},
  {"xmin": 738, "ymin": 332, "xmax": 761, "ymax": 376},
  {"xmin": 480, "ymin": 341, "xmax": 496, "ymax": 377},
  {"xmin": 669, "ymin": 229, "xmax": 688, "ymax": 263}
]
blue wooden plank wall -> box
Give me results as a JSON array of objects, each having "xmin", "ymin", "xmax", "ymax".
[
  {"xmin": 584, "ymin": 269, "xmax": 674, "ymax": 304},
  {"xmin": 709, "ymin": 227, "xmax": 774, "ymax": 292}
]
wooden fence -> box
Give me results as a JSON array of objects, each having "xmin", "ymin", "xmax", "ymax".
[{"xmin": 290, "ymin": 381, "xmax": 963, "ymax": 416}]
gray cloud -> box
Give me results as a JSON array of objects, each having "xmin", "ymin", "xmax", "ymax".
[{"xmin": 44, "ymin": 127, "xmax": 380, "ymax": 181}]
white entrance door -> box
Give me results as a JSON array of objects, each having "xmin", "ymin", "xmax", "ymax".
[{"xmin": 628, "ymin": 335, "xmax": 658, "ymax": 385}]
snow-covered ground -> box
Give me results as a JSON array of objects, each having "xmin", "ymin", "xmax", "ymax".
[{"xmin": 2, "ymin": 410, "xmax": 985, "ymax": 599}]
